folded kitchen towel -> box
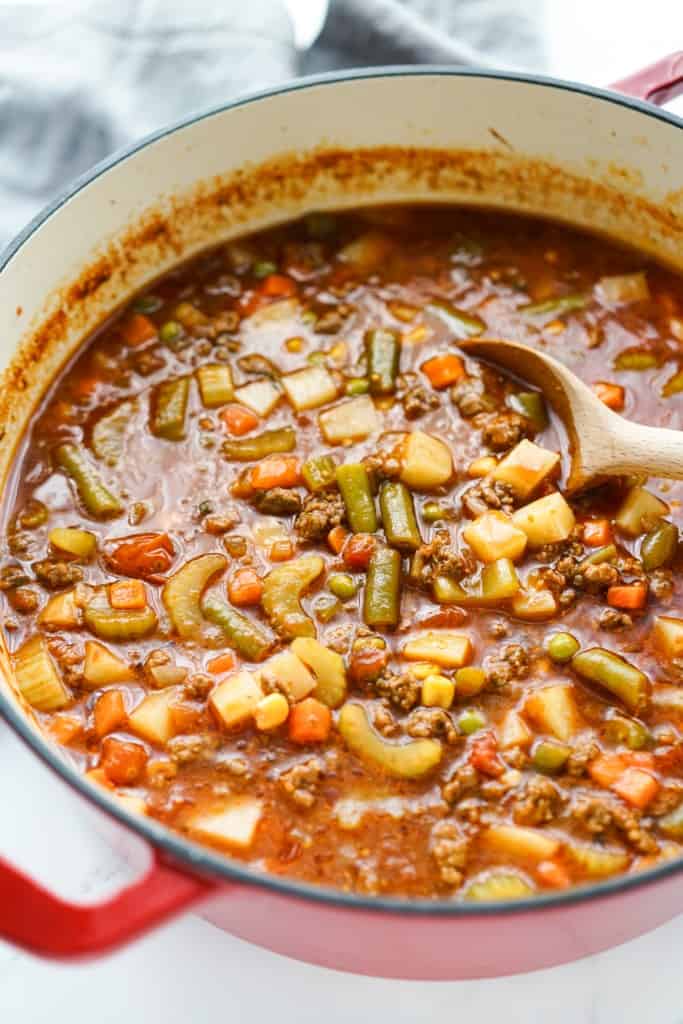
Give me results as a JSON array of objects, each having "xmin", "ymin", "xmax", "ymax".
[{"xmin": 0, "ymin": 0, "xmax": 544, "ymax": 247}]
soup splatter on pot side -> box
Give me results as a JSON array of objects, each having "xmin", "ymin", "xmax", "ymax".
[{"xmin": 4, "ymin": 205, "xmax": 683, "ymax": 901}]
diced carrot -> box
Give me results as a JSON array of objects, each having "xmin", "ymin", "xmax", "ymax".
[
  {"xmin": 342, "ymin": 532, "xmax": 377, "ymax": 569},
  {"xmin": 121, "ymin": 313, "xmax": 157, "ymax": 346},
  {"xmin": 94, "ymin": 690, "xmax": 127, "ymax": 739},
  {"xmin": 612, "ymin": 767, "xmax": 659, "ymax": 809},
  {"xmin": 71, "ymin": 375, "xmax": 100, "ymax": 401},
  {"xmin": 582, "ymin": 519, "xmax": 612, "ymax": 547},
  {"xmin": 607, "ymin": 582, "xmax": 648, "ymax": 610},
  {"xmin": 288, "ymin": 697, "xmax": 332, "ymax": 744},
  {"xmin": 250, "ymin": 456, "xmax": 301, "ymax": 490},
  {"xmin": 327, "ymin": 525, "xmax": 349, "ymax": 555},
  {"xmin": 589, "ymin": 753, "xmax": 627, "ymax": 788},
  {"xmin": 48, "ymin": 714, "xmax": 83, "ymax": 746},
  {"xmin": 221, "ymin": 404, "xmax": 260, "ymax": 436},
  {"xmin": 421, "ymin": 354, "xmax": 465, "ymax": 389},
  {"xmin": 349, "ymin": 643, "xmax": 389, "ymax": 683},
  {"xmin": 100, "ymin": 737, "xmax": 148, "ymax": 785},
  {"xmin": 536, "ymin": 859, "xmax": 571, "ymax": 889},
  {"xmin": 259, "ymin": 274, "xmax": 297, "ymax": 298},
  {"xmin": 109, "ymin": 579, "xmax": 147, "ymax": 610},
  {"xmin": 270, "ymin": 539, "xmax": 294, "ymax": 562},
  {"xmin": 169, "ymin": 701, "xmax": 205, "ymax": 734},
  {"xmin": 228, "ymin": 567, "xmax": 263, "ymax": 607},
  {"xmin": 469, "ymin": 730, "xmax": 505, "ymax": 777},
  {"xmin": 206, "ymin": 652, "xmax": 236, "ymax": 675},
  {"xmin": 107, "ymin": 533, "xmax": 174, "ymax": 581},
  {"xmin": 592, "ymin": 381, "xmax": 625, "ymax": 411}
]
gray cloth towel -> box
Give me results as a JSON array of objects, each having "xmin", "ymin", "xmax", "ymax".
[{"xmin": 0, "ymin": 0, "xmax": 544, "ymax": 246}]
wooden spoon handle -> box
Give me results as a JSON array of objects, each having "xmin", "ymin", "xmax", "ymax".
[{"xmin": 596, "ymin": 415, "xmax": 683, "ymax": 480}]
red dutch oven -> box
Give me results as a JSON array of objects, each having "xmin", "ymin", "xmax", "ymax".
[{"xmin": 0, "ymin": 56, "xmax": 682, "ymax": 980}]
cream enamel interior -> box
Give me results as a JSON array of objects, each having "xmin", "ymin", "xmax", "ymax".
[{"xmin": 0, "ymin": 71, "xmax": 681, "ymax": 740}]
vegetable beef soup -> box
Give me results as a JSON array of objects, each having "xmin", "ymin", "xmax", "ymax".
[{"xmin": 5, "ymin": 206, "xmax": 683, "ymax": 902}]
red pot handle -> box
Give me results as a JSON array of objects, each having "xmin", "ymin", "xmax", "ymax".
[
  {"xmin": 611, "ymin": 51, "xmax": 683, "ymax": 106},
  {"xmin": 0, "ymin": 845, "xmax": 216, "ymax": 958}
]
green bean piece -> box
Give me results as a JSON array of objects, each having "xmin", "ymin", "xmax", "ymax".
[
  {"xmin": 328, "ymin": 573, "xmax": 358, "ymax": 601},
  {"xmin": 571, "ymin": 647, "xmax": 648, "ymax": 712},
  {"xmin": 379, "ymin": 481, "xmax": 422, "ymax": 551},
  {"xmin": 520, "ymin": 293, "xmax": 587, "ymax": 319},
  {"xmin": 427, "ymin": 300, "xmax": 485, "ymax": 338},
  {"xmin": 151, "ymin": 376, "xmax": 190, "ymax": 441},
  {"xmin": 580, "ymin": 544, "xmax": 618, "ymax": 567},
  {"xmin": 658, "ymin": 801, "xmax": 683, "ymax": 839},
  {"xmin": 545, "ymin": 631, "xmax": 580, "ymax": 664},
  {"xmin": 507, "ymin": 391, "xmax": 548, "ymax": 431},
  {"xmin": 201, "ymin": 594, "xmax": 274, "ymax": 662},
  {"xmin": 366, "ymin": 328, "xmax": 400, "ymax": 395},
  {"xmin": 422, "ymin": 501, "xmax": 446, "ymax": 523},
  {"xmin": 662, "ymin": 369, "xmax": 683, "ymax": 397},
  {"xmin": 532, "ymin": 739, "xmax": 571, "ymax": 773},
  {"xmin": 54, "ymin": 443, "xmax": 123, "ymax": 519},
  {"xmin": 614, "ymin": 348, "xmax": 659, "ymax": 371},
  {"xmin": 458, "ymin": 708, "xmax": 486, "ymax": 735},
  {"xmin": 432, "ymin": 575, "xmax": 470, "ymax": 605},
  {"xmin": 221, "ymin": 427, "xmax": 296, "ymax": 462},
  {"xmin": 302, "ymin": 454, "xmax": 337, "ymax": 493},
  {"xmin": 640, "ymin": 521, "xmax": 679, "ymax": 571},
  {"xmin": 345, "ymin": 377, "xmax": 370, "ymax": 396},
  {"xmin": 363, "ymin": 546, "xmax": 401, "ymax": 629},
  {"xmin": 603, "ymin": 713, "xmax": 650, "ymax": 751},
  {"xmin": 336, "ymin": 464, "xmax": 378, "ymax": 533},
  {"xmin": 253, "ymin": 260, "xmax": 277, "ymax": 279}
]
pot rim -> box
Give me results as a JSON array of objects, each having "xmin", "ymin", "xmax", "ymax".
[{"xmin": 1, "ymin": 65, "xmax": 682, "ymax": 918}]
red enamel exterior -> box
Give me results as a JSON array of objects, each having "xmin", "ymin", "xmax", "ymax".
[{"xmin": 0, "ymin": 59, "xmax": 682, "ymax": 977}]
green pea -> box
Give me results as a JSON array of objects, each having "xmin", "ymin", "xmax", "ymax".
[
  {"xmin": 458, "ymin": 708, "xmax": 486, "ymax": 735},
  {"xmin": 422, "ymin": 501, "xmax": 446, "ymax": 523},
  {"xmin": 253, "ymin": 260, "xmax": 277, "ymax": 279},
  {"xmin": 345, "ymin": 377, "xmax": 370, "ymax": 396},
  {"xmin": 545, "ymin": 631, "xmax": 580, "ymax": 664},
  {"xmin": 328, "ymin": 573, "xmax": 358, "ymax": 601},
  {"xmin": 160, "ymin": 320, "xmax": 181, "ymax": 343}
]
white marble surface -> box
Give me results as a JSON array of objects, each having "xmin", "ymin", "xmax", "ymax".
[{"xmin": 2, "ymin": 0, "xmax": 683, "ymax": 1020}]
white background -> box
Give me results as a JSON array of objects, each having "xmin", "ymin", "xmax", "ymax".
[{"xmin": 1, "ymin": 0, "xmax": 683, "ymax": 1020}]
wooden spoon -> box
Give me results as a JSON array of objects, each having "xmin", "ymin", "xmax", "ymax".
[{"xmin": 459, "ymin": 337, "xmax": 683, "ymax": 493}]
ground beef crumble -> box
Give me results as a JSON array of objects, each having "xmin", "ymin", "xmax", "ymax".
[
  {"xmin": 441, "ymin": 763, "xmax": 479, "ymax": 805},
  {"xmin": 294, "ymin": 491, "xmax": 345, "ymax": 541},
  {"xmin": 570, "ymin": 792, "xmax": 657, "ymax": 854},
  {"xmin": 410, "ymin": 529, "xmax": 474, "ymax": 588},
  {"xmin": 512, "ymin": 776, "xmax": 564, "ymax": 826},
  {"xmin": 430, "ymin": 820, "xmax": 469, "ymax": 886},
  {"xmin": 478, "ymin": 411, "xmax": 529, "ymax": 451},
  {"xmin": 278, "ymin": 757, "xmax": 324, "ymax": 808},
  {"xmin": 460, "ymin": 478, "xmax": 516, "ymax": 518},
  {"xmin": 405, "ymin": 707, "xmax": 459, "ymax": 743},
  {"xmin": 373, "ymin": 670, "xmax": 421, "ymax": 711},
  {"xmin": 484, "ymin": 643, "xmax": 529, "ymax": 687},
  {"xmin": 32, "ymin": 559, "xmax": 84, "ymax": 590},
  {"xmin": 252, "ymin": 487, "xmax": 302, "ymax": 516}
]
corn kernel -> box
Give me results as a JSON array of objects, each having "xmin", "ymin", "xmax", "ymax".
[
  {"xmin": 422, "ymin": 674, "xmax": 455, "ymax": 709},
  {"xmin": 285, "ymin": 336, "xmax": 305, "ymax": 353},
  {"xmin": 454, "ymin": 666, "xmax": 487, "ymax": 697},
  {"xmin": 410, "ymin": 662, "xmax": 440, "ymax": 680},
  {"xmin": 404, "ymin": 324, "xmax": 432, "ymax": 345},
  {"xmin": 545, "ymin": 319, "xmax": 565, "ymax": 335},
  {"xmin": 467, "ymin": 456, "xmax": 498, "ymax": 478},
  {"xmin": 254, "ymin": 692, "xmax": 289, "ymax": 731}
]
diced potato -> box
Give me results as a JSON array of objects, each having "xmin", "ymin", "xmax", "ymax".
[
  {"xmin": 115, "ymin": 794, "xmax": 148, "ymax": 816},
  {"xmin": 525, "ymin": 685, "xmax": 581, "ymax": 742},
  {"xmin": 597, "ymin": 272, "xmax": 649, "ymax": 304},
  {"xmin": 38, "ymin": 588, "xmax": 82, "ymax": 629},
  {"xmin": 652, "ymin": 616, "xmax": 683, "ymax": 661},
  {"xmin": 233, "ymin": 379, "xmax": 281, "ymax": 416},
  {"xmin": 512, "ymin": 492, "xmax": 575, "ymax": 548},
  {"xmin": 399, "ymin": 430, "xmax": 453, "ymax": 490},
  {"xmin": 210, "ymin": 671, "xmax": 263, "ymax": 729},
  {"xmin": 282, "ymin": 366, "xmax": 338, "ymax": 411},
  {"xmin": 651, "ymin": 686, "xmax": 683, "ymax": 712},
  {"xmin": 615, "ymin": 486, "xmax": 668, "ymax": 537},
  {"xmin": 402, "ymin": 630, "xmax": 472, "ymax": 669},
  {"xmin": 254, "ymin": 692, "xmax": 290, "ymax": 731},
  {"xmin": 510, "ymin": 588, "xmax": 558, "ymax": 621},
  {"xmin": 422, "ymin": 674, "xmax": 455, "ymax": 709},
  {"xmin": 258, "ymin": 650, "xmax": 316, "ymax": 702},
  {"xmin": 499, "ymin": 710, "xmax": 533, "ymax": 750},
  {"xmin": 290, "ymin": 636, "xmax": 347, "ymax": 708},
  {"xmin": 482, "ymin": 824, "xmax": 560, "ymax": 862},
  {"xmin": 83, "ymin": 641, "xmax": 135, "ymax": 689},
  {"xmin": 463, "ymin": 511, "xmax": 527, "ymax": 564},
  {"xmin": 187, "ymin": 797, "xmax": 263, "ymax": 850},
  {"xmin": 491, "ymin": 440, "xmax": 560, "ymax": 499},
  {"xmin": 566, "ymin": 843, "xmax": 629, "ymax": 878},
  {"xmin": 464, "ymin": 871, "xmax": 534, "ymax": 902},
  {"xmin": 13, "ymin": 636, "xmax": 70, "ymax": 711},
  {"xmin": 319, "ymin": 395, "xmax": 380, "ymax": 444},
  {"xmin": 480, "ymin": 559, "xmax": 521, "ymax": 601},
  {"xmin": 467, "ymin": 455, "xmax": 498, "ymax": 478},
  {"xmin": 49, "ymin": 527, "xmax": 97, "ymax": 559},
  {"xmin": 338, "ymin": 231, "xmax": 393, "ymax": 271},
  {"xmin": 247, "ymin": 297, "xmax": 299, "ymax": 327},
  {"xmin": 128, "ymin": 687, "xmax": 180, "ymax": 745}
]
